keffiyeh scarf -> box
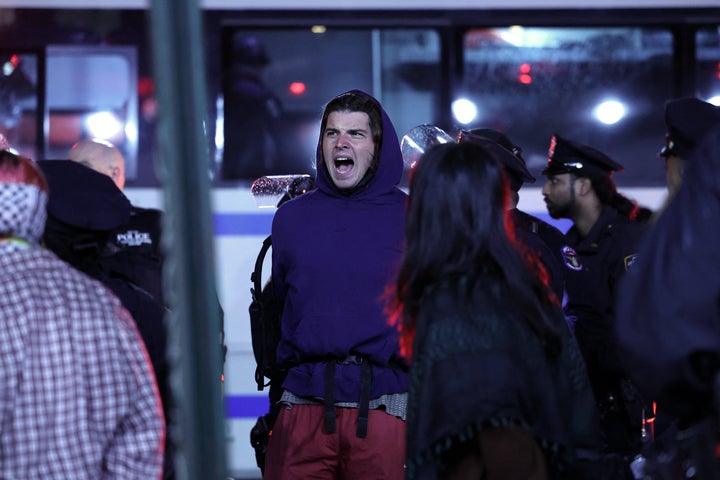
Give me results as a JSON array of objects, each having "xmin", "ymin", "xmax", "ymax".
[{"xmin": 0, "ymin": 182, "xmax": 47, "ymax": 251}]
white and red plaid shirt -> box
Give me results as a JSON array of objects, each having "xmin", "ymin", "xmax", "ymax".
[{"xmin": 0, "ymin": 245, "xmax": 165, "ymax": 479}]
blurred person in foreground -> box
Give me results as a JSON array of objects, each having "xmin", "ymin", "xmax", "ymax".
[
  {"xmin": 616, "ymin": 126, "xmax": 720, "ymax": 478},
  {"xmin": 0, "ymin": 150, "xmax": 164, "ymax": 478},
  {"xmin": 658, "ymin": 97, "xmax": 720, "ymax": 205},
  {"xmin": 392, "ymin": 141, "xmax": 601, "ymax": 480}
]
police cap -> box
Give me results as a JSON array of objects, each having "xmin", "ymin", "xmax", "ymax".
[
  {"xmin": 456, "ymin": 128, "xmax": 535, "ymax": 191},
  {"xmin": 542, "ymin": 134, "xmax": 623, "ymax": 177},
  {"xmin": 660, "ymin": 97, "xmax": 720, "ymax": 159}
]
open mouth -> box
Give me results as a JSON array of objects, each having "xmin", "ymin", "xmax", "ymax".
[{"xmin": 334, "ymin": 157, "xmax": 354, "ymax": 174}]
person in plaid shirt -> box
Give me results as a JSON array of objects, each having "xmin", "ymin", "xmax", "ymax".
[{"xmin": 0, "ymin": 150, "xmax": 165, "ymax": 479}]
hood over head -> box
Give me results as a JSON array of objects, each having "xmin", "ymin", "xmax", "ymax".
[
  {"xmin": 314, "ymin": 89, "xmax": 404, "ymax": 199},
  {"xmin": 38, "ymin": 159, "xmax": 131, "ymax": 232}
]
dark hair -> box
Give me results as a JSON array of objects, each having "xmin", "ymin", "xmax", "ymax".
[
  {"xmin": 320, "ymin": 91, "xmax": 383, "ymax": 162},
  {"xmin": 391, "ymin": 142, "xmax": 562, "ymax": 359},
  {"xmin": 588, "ymin": 173, "xmax": 639, "ymax": 219}
]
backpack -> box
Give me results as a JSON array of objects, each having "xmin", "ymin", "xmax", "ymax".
[
  {"xmin": 248, "ymin": 174, "xmax": 315, "ymax": 395},
  {"xmin": 248, "ymin": 174, "xmax": 314, "ymax": 473},
  {"xmin": 249, "ymin": 234, "xmax": 287, "ymax": 398}
]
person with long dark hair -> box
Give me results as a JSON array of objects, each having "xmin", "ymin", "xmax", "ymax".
[{"xmin": 392, "ymin": 141, "xmax": 600, "ymax": 480}]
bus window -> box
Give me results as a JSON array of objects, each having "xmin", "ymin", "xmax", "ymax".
[
  {"xmin": 45, "ymin": 45, "xmax": 138, "ymax": 180},
  {"xmin": 697, "ymin": 26, "xmax": 720, "ymax": 106},
  {"xmin": 460, "ymin": 27, "xmax": 674, "ymax": 187},
  {"xmin": 216, "ymin": 27, "xmax": 441, "ymax": 183},
  {"xmin": 0, "ymin": 52, "xmax": 39, "ymax": 160}
]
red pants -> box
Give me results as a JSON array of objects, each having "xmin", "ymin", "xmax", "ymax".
[{"xmin": 263, "ymin": 404, "xmax": 406, "ymax": 480}]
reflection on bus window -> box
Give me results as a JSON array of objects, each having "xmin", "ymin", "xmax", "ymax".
[
  {"xmin": 0, "ymin": 52, "xmax": 38, "ymax": 159},
  {"xmin": 46, "ymin": 46, "xmax": 138, "ymax": 180},
  {"xmin": 460, "ymin": 27, "xmax": 674, "ymax": 187},
  {"xmin": 217, "ymin": 27, "xmax": 441, "ymax": 184}
]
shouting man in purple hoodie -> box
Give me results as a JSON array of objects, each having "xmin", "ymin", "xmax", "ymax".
[{"xmin": 264, "ymin": 90, "xmax": 408, "ymax": 479}]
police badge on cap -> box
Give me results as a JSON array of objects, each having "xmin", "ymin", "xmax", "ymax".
[{"xmin": 542, "ymin": 134, "xmax": 624, "ymax": 177}]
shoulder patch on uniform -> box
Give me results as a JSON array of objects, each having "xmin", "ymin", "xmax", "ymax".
[
  {"xmin": 624, "ymin": 254, "xmax": 639, "ymax": 271},
  {"xmin": 562, "ymin": 245, "xmax": 583, "ymax": 271}
]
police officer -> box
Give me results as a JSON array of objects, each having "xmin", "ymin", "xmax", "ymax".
[
  {"xmin": 67, "ymin": 139, "xmax": 166, "ymax": 305},
  {"xmin": 659, "ymin": 97, "xmax": 720, "ymax": 201},
  {"xmin": 541, "ymin": 134, "xmax": 647, "ymax": 475},
  {"xmin": 221, "ymin": 35, "xmax": 284, "ymax": 181},
  {"xmin": 38, "ymin": 159, "xmax": 175, "ymax": 479},
  {"xmin": 457, "ymin": 128, "xmax": 567, "ymax": 301},
  {"xmin": 67, "ymin": 138, "xmax": 227, "ymax": 370}
]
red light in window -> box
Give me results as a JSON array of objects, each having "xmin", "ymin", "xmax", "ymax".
[
  {"xmin": 517, "ymin": 63, "xmax": 532, "ymax": 84},
  {"xmin": 289, "ymin": 82, "xmax": 306, "ymax": 95},
  {"xmin": 9, "ymin": 54, "xmax": 19, "ymax": 68},
  {"xmin": 138, "ymin": 77, "xmax": 155, "ymax": 97}
]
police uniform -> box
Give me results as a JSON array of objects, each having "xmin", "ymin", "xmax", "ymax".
[
  {"xmin": 611, "ymin": 106, "xmax": 720, "ymax": 478},
  {"xmin": 543, "ymin": 136, "xmax": 647, "ymax": 460},
  {"xmin": 38, "ymin": 159, "xmax": 175, "ymax": 478},
  {"xmin": 221, "ymin": 35, "xmax": 284, "ymax": 180},
  {"xmin": 103, "ymin": 206, "xmax": 165, "ymax": 306},
  {"xmin": 458, "ymin": 128, "xmax": 568, "ymax": 300}
]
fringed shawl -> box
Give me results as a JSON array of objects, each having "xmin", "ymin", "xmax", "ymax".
[{"xmin": 405, "ymin": 275, "xmax": 600, "ymax": 479}]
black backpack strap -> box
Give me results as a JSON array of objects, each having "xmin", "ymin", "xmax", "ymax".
[
  {"xmin": 251, "ymin": 235, "xmax": 273, "ymax": 303},
  {"xmin": 249, "ymin": 234, "xmax": 273, "ymax": 391}
]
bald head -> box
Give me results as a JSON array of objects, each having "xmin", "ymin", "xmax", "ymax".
[{"xmin": 68, "ymin": 139, "xmax": 126, "ymax": 190}]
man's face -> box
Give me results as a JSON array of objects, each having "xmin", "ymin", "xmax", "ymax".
[
  {"xmin": 322, "ymin": 110, "xmax": 376, "ymax": 191},
  {"xmin": 665, "ymin": 154, "xmax": 685, "ymax": 199},
  {"xmin": 541, "ymin": 173, "xmax": 576, "ymax": 219}
]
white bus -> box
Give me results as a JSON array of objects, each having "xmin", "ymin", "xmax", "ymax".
[{"xmin": 1, "ymin": 1, "xmax": 718, "ymax": 477}]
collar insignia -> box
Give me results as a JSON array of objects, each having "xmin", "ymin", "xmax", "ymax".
[{"xmin": 624, "ymin": 254, "xmax": 638, "ymax": 271}]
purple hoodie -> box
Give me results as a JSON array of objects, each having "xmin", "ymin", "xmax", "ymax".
[{"xmin": 271, "ymin": 90, "xmax": 408, "ymax": 401}]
